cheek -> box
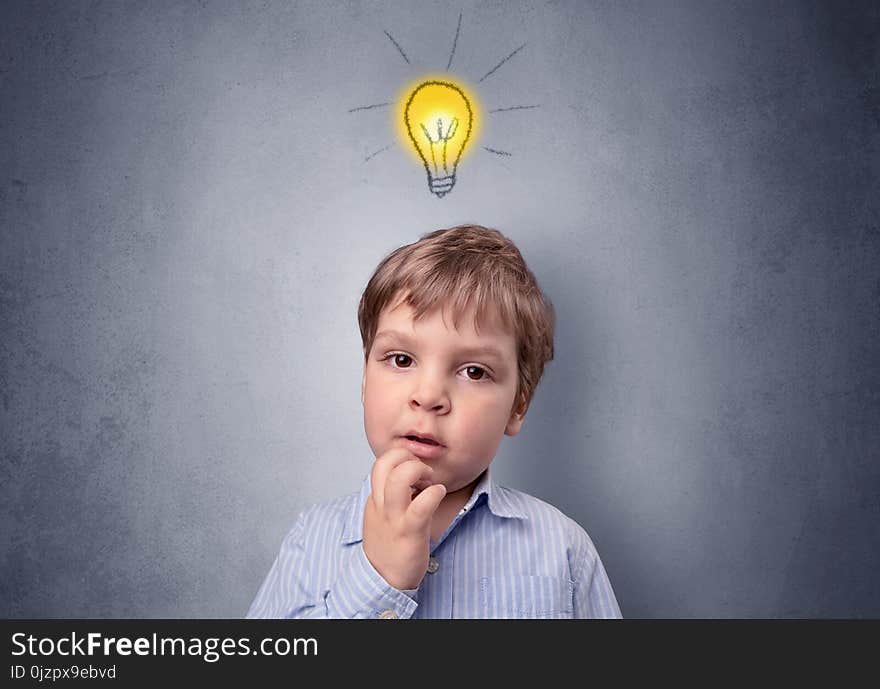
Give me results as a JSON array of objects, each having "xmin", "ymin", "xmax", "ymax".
[
  {"xmin": 459, "ymin": 392, "xmax": 514, "ymax": 436},
  {"xmin": 362, "ymin": 383, "xmax": 390, "ymax": 452},
  {"xmin": 363, "ymin": 375, "xmax": 396, "ymax": 421}
]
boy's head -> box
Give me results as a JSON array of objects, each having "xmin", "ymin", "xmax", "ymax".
[{"xmin": 357, "ymin": 224, "xmax": 555, "ymax": 495}]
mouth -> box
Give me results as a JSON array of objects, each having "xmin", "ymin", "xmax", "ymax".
[
  {"xmin": 403, "ymin": 434, "xmax": 442, "ymax": 446},
  {"xmin": 398, "ymin": 433, "xmax": 447, "ymax": 459}
]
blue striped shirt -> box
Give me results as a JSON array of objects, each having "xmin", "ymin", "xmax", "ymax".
[{"xmin": 247, "ymin": 469, "xmax": 622, "ymax": 619}]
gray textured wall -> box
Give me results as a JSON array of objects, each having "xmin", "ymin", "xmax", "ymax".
[{"xmin": 1, "ymin": 0, "xmax": 878, "ymax": 618}]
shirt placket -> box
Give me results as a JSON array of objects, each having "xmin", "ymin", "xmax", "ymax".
[{"xmin": 419, "ymin": 529, "xmax": 455, "ymax": 618}]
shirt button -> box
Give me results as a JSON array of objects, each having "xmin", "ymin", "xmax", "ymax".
[
  {"xmin": 379, "ymin": 610, "xmax": 398, "ymax": 619},
  {"xmin": 426, "ymin": 557, "xmax": 440, "ymax": 574}
]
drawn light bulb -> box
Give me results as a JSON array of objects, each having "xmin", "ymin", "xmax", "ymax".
[{"xmin": 403, "ymin": 80, "xmax": 474, "ymax": 198}]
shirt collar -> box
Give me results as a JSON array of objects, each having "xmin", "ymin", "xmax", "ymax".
[{"xmin": 341, "ymin": 465, "xmax": 527, "ymax": 545}]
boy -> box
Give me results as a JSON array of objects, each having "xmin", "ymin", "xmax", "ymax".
[{"xmin": 247, "ymin": 225, "xmax": 621, "ymax": 618}]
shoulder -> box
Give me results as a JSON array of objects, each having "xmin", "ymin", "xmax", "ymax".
[
  {"xmin": 495, "ymin": 483, "xmax": 585, "ymax": 533},
  {"xmin": 282, "ymin": 487, "xmax": 361, "ymax": 548},
  {"xmin": 494, "ymin": 484, "xmax": 602, "ymax": 567},
  {"xmin": 299, "ymin": 490, "xmax": 358, "ymax": 524}
]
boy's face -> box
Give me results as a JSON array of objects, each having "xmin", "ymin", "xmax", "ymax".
[{"xmin": 361, "ymin": 298, "xmax": 526, "ymax": 497}]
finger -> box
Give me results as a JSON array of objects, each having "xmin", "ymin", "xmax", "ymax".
[
  {"xmin": 407, "ymin": 483, "xmax": 447, "ymax": 526},
  {"xmin": 370, "ymin": 447, "xmax": 417, "ymax": 509},
  {"xmin": 384, "ymin": 459, "xmax": 434, "ymax": 518},
  {"xmin": 410, "ymin": 477, "xmax": 434, "ymax": 497}
]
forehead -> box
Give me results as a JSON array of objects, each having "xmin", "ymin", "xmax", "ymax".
[{"xmin": 375, "ymin": 299, "xmax": 515, "ymax": 353}]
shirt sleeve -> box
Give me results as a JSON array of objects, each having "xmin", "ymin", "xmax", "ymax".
[
  {"xmin": 246, "ymin": 511, "xmax": 419, "ymax": 619},
  {"xmin": 570, "ymin": 528, "xmax": 623, "ymax": 619}
]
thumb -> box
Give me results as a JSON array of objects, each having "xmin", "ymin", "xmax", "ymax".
[{"xmin": 407, "ymin": 483, "xmax": 447, "ymax": 524}]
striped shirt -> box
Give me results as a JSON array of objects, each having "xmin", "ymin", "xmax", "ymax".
[{"xmin": 247, "ymin": 468, "xmax": 622, "ymax": 619}]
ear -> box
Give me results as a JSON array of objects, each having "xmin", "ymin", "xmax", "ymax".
[
  {"xmin": 504, "ymin": 397, "xmax": 528, "ymax": 436},
  {"xmin": 361, "ymin": 365, "xmax": 366, "ymax": 407}
]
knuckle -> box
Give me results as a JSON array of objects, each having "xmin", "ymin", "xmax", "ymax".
[
  {"xmin": 372, "ymin": 455, "xmax": 392, "ymax": 473},
  {"xmin": 391, "ymin": 460, "xmax": 426, "ymax": 484},
  {"xmin": 376, "ymin": 447, "xmax": 409, "ymax": 469},
  {"xmin": 389, "ymin": 457, "xmax": 416, "ymax": 476}
]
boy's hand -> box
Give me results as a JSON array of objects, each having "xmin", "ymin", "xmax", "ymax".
[{"xmin": 362, "ymin": 447, "xmax": 447, "ymax": 591}]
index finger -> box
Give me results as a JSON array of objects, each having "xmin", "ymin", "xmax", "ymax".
[{"xmin": 369, "ymin": 446, "xmax": 418, "ymax": 509}]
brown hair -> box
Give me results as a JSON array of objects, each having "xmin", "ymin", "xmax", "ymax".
[{"xmin": 357, "ymin": 224, "xmax": 555, "ymax": 415}]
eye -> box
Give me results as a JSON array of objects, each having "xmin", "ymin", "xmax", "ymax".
[
  {"xmin": 461, "ymin": 365, "xmax": 489, "ymax": 381},
  {"xmin": 383, "ymin": 353, "xmax": 413, "ymax": 368}
]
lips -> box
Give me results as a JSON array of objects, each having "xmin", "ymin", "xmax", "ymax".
[
  {"xmin": 398, "ymin": 432, "xmax": 447, "ymax": 459},
  {"xmin": 402, "ymin": 432, "xmax": 443, "ymax": 446}
]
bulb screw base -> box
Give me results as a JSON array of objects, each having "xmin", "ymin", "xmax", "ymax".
[{"xmin": 428, "ymin": 174, "xmax": 456, "ymax": 198}]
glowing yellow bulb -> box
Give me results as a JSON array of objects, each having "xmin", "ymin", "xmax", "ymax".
[{"xmin": 402, "ymin": 79, "xmax": 477, "ymax": 198}]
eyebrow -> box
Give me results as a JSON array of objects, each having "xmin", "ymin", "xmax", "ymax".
[{"xmin": 374, "ymin": 330, "xmax": 507, "ymax": 362}]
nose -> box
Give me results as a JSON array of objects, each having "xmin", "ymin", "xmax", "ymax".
[{"xmin": 409, "ymin": 368, "xmax": 450, "ymax": 414}]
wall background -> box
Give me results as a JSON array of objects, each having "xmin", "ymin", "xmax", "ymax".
[{"xmin": 1, "ymin": 0, "xmax": 878, "ymax": 618}]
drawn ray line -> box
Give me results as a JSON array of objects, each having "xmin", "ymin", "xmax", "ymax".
[
  {"xmin": 348, "ymin": 102, "xmax": 391, "ymax": 113},
  {"xmin": 478, "ymin": 43, "xmax": 525, "ymax": 83},
  {"xmin": 365, "ymin": 144, "xmax": 393, "ymax": 162},
  {"xmin": 446, "ymin": 12, "xmax": 463, "ymax": 71},
  {"xmin": 384, "ymin": 30, "xmax": 410, "ymax": 64},
  {"xmin": 483, "ymin": 146, "xmax": 512, "ymax": 156},
  {"xmin": 489, "ymin": 104, "xmax": 541, "ymax": 113}
]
